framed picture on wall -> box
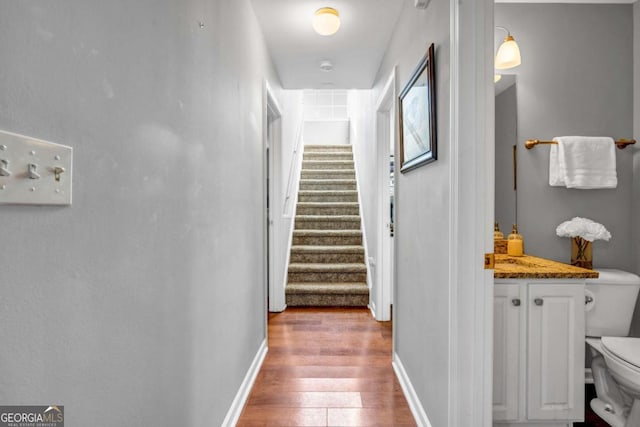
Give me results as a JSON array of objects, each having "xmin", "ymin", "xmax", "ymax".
[{"xmin": 398, "ymin": 43, "xmax": 437, "ymax": 173}]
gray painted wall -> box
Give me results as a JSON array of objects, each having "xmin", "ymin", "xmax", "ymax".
[
  {"xmin": 495, "ymin": 82, "xmax": 518, "ymax": 232},
  {"xmin": 495, "ymin": 4, "xmax": 634, "ymax": 270},
  {"xmin": 371, "ymin": 0, "xmax": 451, "ymax": 424},
  {"xmin": 631, "ymin": 2, "xmax": 640, "ymax": 336},
  {"xmin": 633, "ymin": 2, "xmax": 640, "ymax": 273},
  {"xmin": 0, "ymin": 1, "xmax": 278, "ymax": 425}
]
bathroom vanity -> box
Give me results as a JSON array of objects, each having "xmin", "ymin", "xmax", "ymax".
[{"xmin": 493, "ymin": 255, "xmax": 598, "ymax": 426}]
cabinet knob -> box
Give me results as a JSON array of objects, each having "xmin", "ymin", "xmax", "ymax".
[
  {"xmin": 534, "ymin": 298, "xmax": 544, "ymax": 306},
  {"xmin": 512, "ymin": 298, "xmax": 521, "ymax": 307}
]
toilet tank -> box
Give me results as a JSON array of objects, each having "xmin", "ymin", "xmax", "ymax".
[{"xmin": 586, "ymin": 269, "xmax": 640, "ymax": 337}]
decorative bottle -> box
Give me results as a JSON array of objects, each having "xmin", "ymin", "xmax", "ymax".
[
  {"xmin": 494, "ymin": 222, "xmax": 504, "ymax": 240},
  {"xmin": 507, "ymin": 224, "xmax": 524, "ymax": 257}
]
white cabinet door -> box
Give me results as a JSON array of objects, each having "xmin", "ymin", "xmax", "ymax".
[
  {"xmin": 493, "ymin": 284, "xmax": 522, "ymax": 421},
  {"xmin": 527, "ymin": 284, "xmax": 585, "ymax": 421}
]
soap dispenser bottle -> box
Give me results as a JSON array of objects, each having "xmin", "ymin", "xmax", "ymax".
[
  {"xmin": 507, "ymin": 224, "xmax": 524, "ymax": 257},
  {"xmin": 494, "ymin": 222, "xmax": 504, "ymax": 240}
]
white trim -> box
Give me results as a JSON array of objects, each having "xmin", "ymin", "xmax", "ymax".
[
  {"xmin": 373, "ymin": 69, "xmax": 396, "ymax": 322},
  {"xmin": 369, "ymin": 300, "xmax": 377, "ymax": 319},
  {"xmin": 265, "ymin": 82, "xmax": 285, "ymax": 314},
  {"xmin": 221, "ymin": 339, "xmax": 268, "ymax": 427},
  {"xmin": 350, "ymin": 133, "xmax": 374, "ymax": 300},
  {"xmin": 276, "ymin": 117, "xmax": 305, "ymax": 313},
  {"xmin": 393, "ymin": 353, "xmax": 433, "ymax": 427},
  {"xmin": 448, "ymin": 0, "xmax": 461, "ymax": 421},
  {"xmin": 449, "ymin": 0, "xmax": 494, "ymax": 425}
]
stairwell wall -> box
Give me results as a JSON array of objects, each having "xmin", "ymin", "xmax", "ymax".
[
  {"xmin": 272, "ymin": 90, "xmax": 304, "ymax": 311},
  {"xmin": 0, "ymin": 0, "xmax": 279, "ymax": 425},
  {"xmin": 372, "ymin": 0, "xmax": 451, "ymax": 425},
  {"xmin": 348, "ymin": 90, "xmax": 378, "ymax": 310}
]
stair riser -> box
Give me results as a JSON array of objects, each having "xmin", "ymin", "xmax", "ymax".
[
  {"xmin": 299, "ymin": 182, "xmax": 357, "ymax": 191},
  {"xmin": 301, "ymin": 171, "xmax": 356, "ymax": 179},
  {"xmin": 296, "ymin": 205, "xmax": 359, "ymax": 215},
  {"xmin": 304, "ymin": 145, "xmax": 352, "ymax": 152},
  {"xmin": 288, "ymin": 271, "xmax": 367, "ymax": 283},
  {"xmin": 286, "ymin": 293, "xmax": 369, "ymax": 307},
  {"xmin": 295, "ymin": 220, "xmax": 360, "ymax": 230},
  {"xmin": 290, "ymin": 253, "xmax": 365, "ymax": 264},
  {"xmin": 303, "ymin": 161, "xmax": 354, "ymax": 170},
  {"xmin": 303, "ymin": 153, "xmax": 353, "ymax": 161},
  {"xmin": 292, "ymin": 235, "xmax": 362, "ymax": 246},
  {"xmin": 298, "ymin": 194, "xmax": 358, "ymax": 203}
]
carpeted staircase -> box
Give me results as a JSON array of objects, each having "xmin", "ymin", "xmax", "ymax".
[{"xmin": 286, "ymin": 144, "xmax": 369, "ymax": 307}]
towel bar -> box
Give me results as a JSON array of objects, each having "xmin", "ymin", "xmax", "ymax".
[{"xmin": 525, "ymin": 138, "xmax": 636, "ymax": 150}]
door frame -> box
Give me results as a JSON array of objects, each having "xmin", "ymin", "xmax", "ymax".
[
  {"xmin": 263, "ymin": 81, "xmax": 283, "ymax": 322},
  {"xmin": 448, "ymin": 0, "xmax": 495, "ymax": 425},
  {"xmin": 373, "ymin": 69, "xmax": 397, "ymax": 322}
]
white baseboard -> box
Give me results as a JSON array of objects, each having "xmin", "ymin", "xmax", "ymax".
[
  {"xmin": 221, "ymin": 339, "xmax": 267, "ymax": 427},
  {"xmin": 392, "ymin": 352, "xmax": 432, "ymax": 427},
  {"xmin": 369, "ymin": 301, "xmax": 377, "ymax": 319}
]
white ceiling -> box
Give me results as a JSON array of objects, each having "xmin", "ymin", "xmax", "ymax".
[
  {"xmin": 250, "ymin": 0, "xmax": 405, "ymax": 89},
  {"xmin": 495, "ymin": 0, "xmax": 635, "ymax": 3}
]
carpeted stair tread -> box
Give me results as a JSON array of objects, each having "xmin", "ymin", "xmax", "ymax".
[
  {"xmin": 295, "ymin": 215, "xmax": 360, "ymax": 221},
  {"xmin": 298, "ymin": 192, "xmax": 358, "ymax": 203},
  {"xmin": 302, "ymin": 160, "xmax": 354, "ymax": 170},
  {"xmin": 299, "ymin": 179, "xmax": 357, "ymax": 191},
  {"xmin": 289, "ymin": 245, "xmax": 365, "ymax": 264},
  {"xmin": 304, "ymin": 144, "xmax": 352, "ymax": 151},
  {"xmin": 294, "ymin": 215, "xmax": 361, "ymax": 230},
  {"xmin": 300, "ymin": 179, "xmax": 357, "ymax": 184},
  {"xmin": 291, "ymin": 245, "xmax": 364, "ymax": 253},
  {"xmin": 293, "ymin": 230, "xmax": 361, "ymax": 236},
  {"xmin": 296, "ymin": 202, "xmax": 359, "ymax": 216},
  {"xmin": 286, "ymin": 283, "xmax": 369, "ymax": 294},
  {"xmin": 301, "ymin": 170, "xmax": 356, "ymax": 179},
  {"xmin": 288, "ymin": 263, "xmax": 367, "ymax": 272},
  {"xmin": 298, "ymin": 190, "xmax": 358, "ymax": 196},
  {"xmin": 303, "ymin": 152, "xmax": 353, "ymax": 160}
]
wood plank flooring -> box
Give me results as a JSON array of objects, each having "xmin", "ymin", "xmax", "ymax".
[{"xmin": 237, "ymin": 308, "xmax": 416, "ymax": 427}]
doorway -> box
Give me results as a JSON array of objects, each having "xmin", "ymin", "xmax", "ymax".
[
  {"xmin": 265, "ymin": 83, "xmax": 282, "ymax": 316},
  {"xmin": 374, "ymin": 71, "xmax": 397, "ymax": 322}
]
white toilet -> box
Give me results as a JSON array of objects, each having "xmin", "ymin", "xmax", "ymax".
[{"xmin": 585, "ymin": 269, "xmax": 640, "ymax": 427}]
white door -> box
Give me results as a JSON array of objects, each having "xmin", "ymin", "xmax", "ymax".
[
  {"xmin": 493, "ymin": 283, "xmax": 522, "ymax": 421},
  {"xmin": 527, "ymin": 284, "xmax": 585, "ymax": 421},
  {"xmin": 374, "ymin": 71, "xmax": 396, "ymax": 321}
]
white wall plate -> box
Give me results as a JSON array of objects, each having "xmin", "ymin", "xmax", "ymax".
[{"xmin": 0, "ymin": 130, "xmax": 73, "ymax": 205}]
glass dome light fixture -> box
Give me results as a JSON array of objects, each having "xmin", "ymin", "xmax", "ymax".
[
  {"xmin": 313, "ymin": 7, "xmax": 341, "ymax": 36},
  {"xmin": 495, "ymin": 26, "xmax": 521, "ymax": 70}
]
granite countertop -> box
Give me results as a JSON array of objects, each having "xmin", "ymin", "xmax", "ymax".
[{"xmin": 494, "ymin": 254, "xmax": 599, "ymax": 279}]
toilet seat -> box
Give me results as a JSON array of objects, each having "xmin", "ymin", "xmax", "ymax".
[
  {"xmin": 599, "ymin": 337, "xmax": 640, "ymax": 395},
  {"xmin": 601, "ymin": 337, "xmax": 640, "ymax": 369}
]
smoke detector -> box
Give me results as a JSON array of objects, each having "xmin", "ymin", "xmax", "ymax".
[{"xmin": 319, "ymin": 60, "xmax": 333, "ymax": 72}]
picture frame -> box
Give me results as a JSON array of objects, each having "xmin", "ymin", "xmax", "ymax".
[{"xmin": 398, "ymin": 43, "xmax": 437, "ymax": 173}]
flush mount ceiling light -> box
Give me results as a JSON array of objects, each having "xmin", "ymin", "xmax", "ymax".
[
  {"xmin": 495, "ymin": 26, "xmax": 521, "ymax": 70},
  {"xmin": 313, "ymin": 7, "xmax": 340, "ymax": 36}
]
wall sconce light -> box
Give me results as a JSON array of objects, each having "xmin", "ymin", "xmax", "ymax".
[
  {"xmin": 495, "ymin": 26, "xmax": 521, "ymax": 70},
  {"xmin": 313, "ymin": 7, "xmax": 340, "ymax": 36}
]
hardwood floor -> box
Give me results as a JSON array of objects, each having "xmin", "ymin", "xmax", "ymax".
[{"xmin": 237, "ymin": 308, "xmax": 416, "ymax": 427}]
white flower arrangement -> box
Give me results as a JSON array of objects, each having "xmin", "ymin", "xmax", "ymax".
[{"xmin": 556, "ymin": 217, "xmax": 611, "ymax": 242}]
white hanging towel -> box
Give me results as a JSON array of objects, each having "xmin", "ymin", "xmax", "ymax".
[{"xmin": 549, "ymin": 136, "xmax": 617, "ymax": 189}]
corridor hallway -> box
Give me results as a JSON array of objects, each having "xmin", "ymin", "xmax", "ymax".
[{"xmin": 237, "ymin": 308, "xmax": 415, "ymax": 426}]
